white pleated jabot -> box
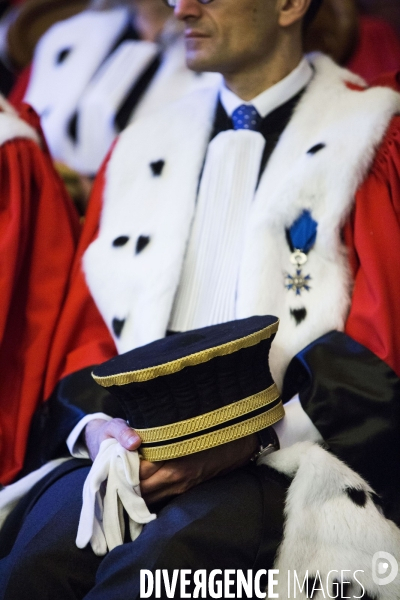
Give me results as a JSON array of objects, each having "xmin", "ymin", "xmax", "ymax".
[{"xmin": 169, "ymin": 129, "xmax": 266, "ymax": 332}]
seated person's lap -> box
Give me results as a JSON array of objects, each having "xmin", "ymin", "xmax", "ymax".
[{"xmin": 0, "ymin": 462, "xmax": 288, "ymax": 600}]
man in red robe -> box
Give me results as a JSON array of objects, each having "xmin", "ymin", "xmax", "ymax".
[{"xmin": 0, "ymin": 99, "xmax": 80, "ymax": 487}]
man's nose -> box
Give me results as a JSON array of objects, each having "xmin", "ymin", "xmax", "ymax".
[{"xmin": 174, "ymin": 0, "xmax": 202, "ymax": 20}]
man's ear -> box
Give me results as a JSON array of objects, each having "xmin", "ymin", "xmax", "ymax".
[{"xmin": 278, "ymin": 0, "xmax": 312, "ymax": 27}]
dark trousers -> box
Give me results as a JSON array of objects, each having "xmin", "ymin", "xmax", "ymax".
[{"xmin": 0, "ymin": 460, "xmax": 288, "ymax": 600}]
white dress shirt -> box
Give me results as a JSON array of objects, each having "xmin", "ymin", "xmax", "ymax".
[{"xmin": 220, "ymin": 57, "xmax": 313, "ymax": 118}]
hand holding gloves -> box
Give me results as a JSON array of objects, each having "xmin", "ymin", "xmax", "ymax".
[{"xmin": 76, "ymin": 438, "xmax": 156, "ymax": 556}]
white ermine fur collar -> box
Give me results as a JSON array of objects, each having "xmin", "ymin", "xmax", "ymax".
[
  {"xmin": 0, "ymin": 95, "xmax": 39, "ymax": 147},
  {"xmin": 84, "ymin": 54, "xmax": 400, "ymax": 388},
  {"xmin": 263, "ymin": 442, "xmax": 400, "ymax": 600}
]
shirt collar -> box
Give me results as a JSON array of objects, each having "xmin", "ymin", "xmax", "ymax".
[{"xmin": 220, "ymin": 57, "xmax": 313, "ymax": 118}]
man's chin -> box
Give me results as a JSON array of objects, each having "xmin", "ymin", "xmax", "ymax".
[{"xmin": 185, "ymin": 54, "xmax": 219, "ymax": 74}]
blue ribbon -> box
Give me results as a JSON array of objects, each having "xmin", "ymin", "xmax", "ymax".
[{"xmin": 287, "ymin": 210, "xmax": 318, "ymax": 254}]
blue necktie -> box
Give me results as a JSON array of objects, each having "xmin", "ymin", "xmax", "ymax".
[{"xmin": 231, "ymin": 104, "xmax": 262, "ymax": 131}]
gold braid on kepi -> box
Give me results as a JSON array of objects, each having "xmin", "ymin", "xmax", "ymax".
[{"xmin": 92, "ymin": 316, "xmax": 284, "ymax": 461}]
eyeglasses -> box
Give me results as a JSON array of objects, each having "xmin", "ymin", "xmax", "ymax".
[{"xmin": 163, "ymin": 0, "xmax": 214, "ymax": 6}]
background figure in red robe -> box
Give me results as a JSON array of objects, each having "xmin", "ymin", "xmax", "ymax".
[
  {"xmin": 6, "ymin": 0, "xmax": 219, "ymax": 214},
  {"xmin": 0, "ymin": 98, "xmax": 80, "ymax": 485},
  {"xmin": 358, "ymin": 0, "xmax": 400, "ymax": 38},
  {"xmin": 305, "ymin": 0, "xmax": 400, "ymax": 82}
]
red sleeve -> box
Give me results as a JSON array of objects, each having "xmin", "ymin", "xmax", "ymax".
[
  {"xmin": 44, "ymin": 152, "xmax": 118, "ymax": 401},
  {"xmin": 0, "ymin": 135, "xmax": 80, "ymax": 484},
  {"xmin": 344, "ymin": 116, "xmax": 400, "ymax": 377}
]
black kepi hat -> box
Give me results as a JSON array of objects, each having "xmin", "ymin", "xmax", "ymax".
[{"xmin": 92, "ymin": 316, "xmax": 284, "ymax": 461}]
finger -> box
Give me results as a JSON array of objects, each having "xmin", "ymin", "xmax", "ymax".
[
  {"xmin": 141, "ymin": 483, "xmax": 179, "ymax": 506},
  {"xmin": 140, "ymin": 465, "xmax": 186, "ymax": 504},
  {"xmin": 139, "ymin": 460, "xmax": 164, "ymax": 480},
  {"xmin": 84, "ymin": 418, "xmax": 111, "ymax": 460},
  {"xmin": 105, "ymin": 419, "xmax": 141, "ymax": 451}
]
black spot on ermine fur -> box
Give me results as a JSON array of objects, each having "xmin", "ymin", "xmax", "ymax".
[
  {"xmin": 290, "ymin": 308, "xmax": 307, "ymax": 325},
  {"xmin": 56, "ymin": 48, "xmax": 72, "ymax": 64},
  {"xmin": 112, "ymin": 318, "xmax": 125, "ymax": 338},
  {"xmin": 113, "ymin": 236, "xmax": 130, "ymax": 247},
  {"xmin": 136, "ymin": 236, "xmax": 150, "ymax": 254},
  {"xmin": 307, "ymin": 143, "xmax": 326, "ymax": 155},
  {"xmin": 345, "ymin": 487, "xmax": 367, "ymax": 507},
  {"xmin": 150, "ymin": 160, "xmax": 165, "ymax": 176}
]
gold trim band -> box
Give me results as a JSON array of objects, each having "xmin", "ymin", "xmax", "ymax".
[
  {"xmin": 136, "ymin": 384, "xmax": 280, "ymax": 443},
  {"xmin": 139, "ymin": 401, "xmax": 285, "ymax": 462},
  {"xmin": 93, "ymin": 320, "xmax": 279, "ymax": 386}
]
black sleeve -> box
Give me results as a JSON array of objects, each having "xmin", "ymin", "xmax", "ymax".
[
  {"xmin": 19, "ymin": 366, "xmax": 126, "ymax": 478},
  {"xmin": 282, "ymin": 330, "xmax": 400, "ymax": 525}
]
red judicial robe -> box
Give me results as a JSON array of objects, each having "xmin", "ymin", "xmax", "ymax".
[
  {"xmin": 43, "ymin": 115, "xmax": 400, "ymax": 392},
  {"xmin": 0, "ymin": 103, "xmax": 80, "ymax": 485}
]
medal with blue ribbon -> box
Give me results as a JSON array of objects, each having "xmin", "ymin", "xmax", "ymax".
[{"xmin": 285, "ymin": 210, "xmax": 318, "ymax": 295}]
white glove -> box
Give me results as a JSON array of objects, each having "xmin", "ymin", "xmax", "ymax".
[
  {"xmin": 102, "ymin": 443, "xmax": 155, "ymax": 550},
  {"xmin": 76, "ymin": 439, "xmax": 112, "ymax": 555},
  {"xmin": 76, "ymin": 439, "xmax": 155, "ymax": 556}
]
